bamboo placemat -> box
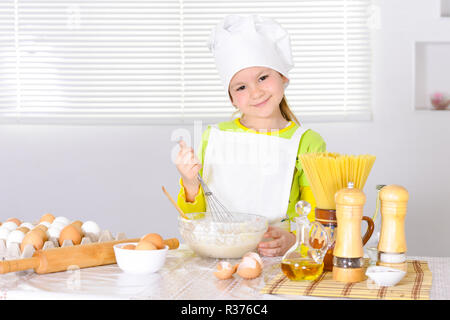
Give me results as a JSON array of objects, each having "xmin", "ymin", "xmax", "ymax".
[{"xmin": 261, "ymin": 260, "xmax": 432, "ymax": 300}]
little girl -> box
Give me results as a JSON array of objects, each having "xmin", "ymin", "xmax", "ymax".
[{"xmin": 175, "ymin": 14, "xmax": 326, "ymax": 257}]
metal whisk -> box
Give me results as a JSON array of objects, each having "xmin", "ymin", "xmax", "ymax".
[{"xmin": 197, "ymin": 173, "xmax": 234, "ymax": 222}]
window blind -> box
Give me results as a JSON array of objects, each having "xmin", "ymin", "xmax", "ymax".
[{"xmin": 0, "ymin": 0, "xmax": 372, "ymax": 124}]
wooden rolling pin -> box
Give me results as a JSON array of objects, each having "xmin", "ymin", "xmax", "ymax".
[{"xmin": 0, "ymin": 237, "xmax": 179, "ymax": 275}]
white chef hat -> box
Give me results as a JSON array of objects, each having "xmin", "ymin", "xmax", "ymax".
[{"xmin": 207, "ymin": 14, "xmax": 294, "ymax": 94}]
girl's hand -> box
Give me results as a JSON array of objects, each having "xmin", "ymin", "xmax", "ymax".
[
  {"xmin": 175, "ymin": 140, "xmax": 202, "ymax": 197},
  {"xmin": 257, "ymin": 226, "xmax": 296, "ymax": 257}
]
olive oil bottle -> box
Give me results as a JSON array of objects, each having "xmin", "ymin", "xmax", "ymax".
[
  {"xmin": 281, "ymin": 259, "xmax": 324, "ymax": 281},
  {"xmin": 281, "ymin": 201, "xmax": 330, "ymax": 281}
]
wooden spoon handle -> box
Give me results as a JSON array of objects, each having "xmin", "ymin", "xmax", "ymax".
[
  {"xmin": 162, "ymin": 186, "xmax": 189, "ymax": 219},
  {"xmin": 163, "ymin": 238, "xmax": 180, "ymax": 250}
]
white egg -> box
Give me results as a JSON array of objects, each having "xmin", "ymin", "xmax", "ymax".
[
  {"xmin": 6, "ymin": 230, "xmax": 26, "ymax": 246},
  {"xmin": 53, "ymin": 216, "xmax": 71, "ymax": 226},
  {"xmin": 47, "ymin": 227, "xmax": 62, "ymax": 239},
  {"xmin": 0, "ymin": 227, "xmax": 11, "ymax": 240},
  {"xmin": 1, "ymin": 221, "xmax": 18, "ymax": 231},
  {"xmin": 20, "ymin": 222, "xmax": 35, "ymax": 230},
  {"xmin": 50, "ymin": 221, "xmax": 67, "ymax": 230},
  {"xmin": 38, "ymin": 221, "xmax": 51, "ymax": 228},
  {"xmin": 81, "ymin": 221, "xmax": 101, "ymax": 237}
]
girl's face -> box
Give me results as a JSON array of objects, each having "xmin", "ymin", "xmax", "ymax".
[{"xmin": 228, "ymin": 66, "xmax": 288, "ymax": 121}]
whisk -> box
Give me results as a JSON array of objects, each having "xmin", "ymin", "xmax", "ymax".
[
  {"xmin": 175, "ymin": 138, "xmax": 234, "ymax": 222},
  {"xmin": 197, "ymin": 173, "xmax": 234, "ymax": 222}
]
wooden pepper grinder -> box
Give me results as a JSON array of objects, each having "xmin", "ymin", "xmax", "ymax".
[
  {"xmin": 377, "ymin": 184, "xmax": 408, "ymax": 272},
  {"xmin": 332, "ymin": 182, "xmax": 367, "ymax": 283}
]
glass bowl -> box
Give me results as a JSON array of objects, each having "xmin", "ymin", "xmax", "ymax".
[{"xmin": 177, "ymin": 212, "xmax": 268, "ymax": 259}]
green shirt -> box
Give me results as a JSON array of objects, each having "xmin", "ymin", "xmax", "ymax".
[{"xmin": 177, "ymin": 118, "xmax": 326, "ymax": 224}]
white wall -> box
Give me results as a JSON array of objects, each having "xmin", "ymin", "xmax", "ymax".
[{"xmin": 0, "ymin": 0, "xmax": 449, "ymax": 257}]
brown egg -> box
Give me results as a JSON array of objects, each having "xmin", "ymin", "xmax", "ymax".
[
  {"xmin": 236, "ymin": 257, "xmax": 262, "ymax": 279},
  {"xmin": 31, "ymin": 227, "xmax": 48, "ymax": 242},
  {"xmin": 140, "ymin": 233, "xmax": 164, "ymax": 249},
  {"xmin": 59, "ymin": 224, "xmax": 82, "ymax": 246},
  {"xmin": 122, "ymin": 244, "xmax": 136, "ymax": 250},
  {"xmin": 39, "ymin": 213, "xmax": 55, "ymax": 224},
  {"xmin": 6, "ymin": 217, "xmax": 21, "ymax": 227},
  {"xmin": 70, "ymin": 221, "xmax": 83, "ymax": 235},
  {"xmin": 135, "ymin": 240, "xmax": 157, "ymax": 251},
  {"xmin": 71, "ymin": 220, "xmax": 83, "ymax": 229},
  {"xmin": 21, "ymin": 230, "xmax": 44, "ymax": 251},
  {"xmin": 17, "ymin": 227, "xmax": 30, "ymax": 234},
  {"xmin": 214, "ymin": 261, "xmax": 238, "ymax": 280},
  {"xmin": 35, "ymin": 224, "xmax": 48, "ymax": 232}
]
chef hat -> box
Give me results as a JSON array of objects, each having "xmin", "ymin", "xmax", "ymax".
[{"xmin": 207, "ymin": 14, "xmax": 294, "ymax": 93}]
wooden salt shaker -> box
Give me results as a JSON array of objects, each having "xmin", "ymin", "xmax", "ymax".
[
  {"xmin": 377, "ymin": 185, "xmax": 408, "ymax": 272},
  {"xmin": 332, "ymin": 182, "xmax": 367, "ymax": 283}
]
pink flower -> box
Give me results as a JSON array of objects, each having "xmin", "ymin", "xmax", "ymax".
[
  {"xmin": 431, "ymin": 92, "xmax": 444, "ymax": 101},
  {"xmin": 430, "ymin": 92, "xmax": 449, "ymax": 109}
]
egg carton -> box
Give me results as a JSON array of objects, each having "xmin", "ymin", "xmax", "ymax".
[{"xmin": 0, "ymin": 230, "xmax": 127, "ymax": 261}]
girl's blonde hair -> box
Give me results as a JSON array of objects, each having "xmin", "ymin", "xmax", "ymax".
[
  {"xmin": 279, "ymin": 95, "xmax": 300, "ymax": 126},
  {"xmin": 231, "ymin": 94, "xmax": 300, "ymax": 126}
]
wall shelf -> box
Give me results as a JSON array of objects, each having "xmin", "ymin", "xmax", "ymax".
[{"xmin": 414, "ymin": 41, "xmax": 450, "ymax": 111}]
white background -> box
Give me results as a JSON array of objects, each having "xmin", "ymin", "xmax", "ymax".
[{"xmin": 0, "ymin": 0, "xmax": 449, "ymax": 257}]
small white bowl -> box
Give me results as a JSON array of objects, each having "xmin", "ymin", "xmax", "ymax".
[
  {"xmin": 366, "ymin": 266, "xmax": 406, "ymax": 287},
  {"xmin": 113, "ymin": 242, "xmax": 168, "ymax": 275}
]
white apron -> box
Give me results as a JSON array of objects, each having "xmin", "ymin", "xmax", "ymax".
[{"xmin": 202, "ymin": 123, "xmax": 306, "ymax": 227}]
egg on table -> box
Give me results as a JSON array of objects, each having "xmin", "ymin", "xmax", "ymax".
[
  {"xmin": 236, "ymin": 254, "xmax": 263, "ymax": 280},
  {"xmin": 214, "ymin": 261, "xmax": 238, "ymax": 280},
  {"xmin": 242, "ymin": 251, "xmax": 263, "ymax": 268}
]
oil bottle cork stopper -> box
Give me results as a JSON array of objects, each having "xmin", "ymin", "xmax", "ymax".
[
  {"xmin": 335, "ymin": 182, "xmax": 366, "ymax": 206},
  {"xmin": 379, "ymin": 184, "xmax": 409, "ymax": 202}
]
